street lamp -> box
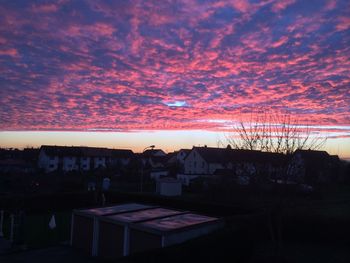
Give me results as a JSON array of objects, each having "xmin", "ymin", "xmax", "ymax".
[
  {"xmin": 143, "ymin": 145, "xmax": 155, "ymax": 152},
  {"xmin": 140, "ymin": 145, "xmax": 155, "ymax": 193}
]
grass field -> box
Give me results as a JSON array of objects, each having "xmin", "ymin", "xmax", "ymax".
[
  {"xmin": 1, "ymin": 184, "xmax": 349, "ymax": 262},
  {"xmin": 2, "ymin": 211, "xmax": 71, "ymax": 248}
]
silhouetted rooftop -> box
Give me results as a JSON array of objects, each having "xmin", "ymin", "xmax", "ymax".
[
  {"xmin": 40, "ymin": 145, "xmax": 134, "ymax": 158},
  {"xmin": 192, "ymin": 146, "xmax": 286, "ymax": 165}
]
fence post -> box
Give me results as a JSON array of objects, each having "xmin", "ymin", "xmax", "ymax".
[
  {"xmin": 10, "ymin": 214, "xmax": 14, "ymax": 243},
  {"xmin": 0, "ymin": 210, "xmax": 4, "ymax": 237}
]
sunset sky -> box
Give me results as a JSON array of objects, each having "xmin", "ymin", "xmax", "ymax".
[{"xmin": 0, "ymin": 1, "xmax": 349, "ymax": 158}]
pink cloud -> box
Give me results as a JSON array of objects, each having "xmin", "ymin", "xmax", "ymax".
[
  {"xmin": 0, "ymin": 0, "xmax": 349, "ymax": 139},
  {"xmin": 230, "ymin": 0, "xmax": 251, "ymax": 13},
  {"xmin": 325, "ymin": 0, "xmax": 337, "ymax": 11},
  {"xmin": 32, "ymin": 4, "xmax": 59, "ymax": 13},
  {"xmin": 271, "ymin": 0, "xmax": 296, "ymax": 12},
  {"xmin": 65, "ymin": 22, "xmax": 116, "ymax": 38},
  {"xmin": 336, "ymin": 16, "xmax": 350, "ymax": 31},
  {"xmin": 0, "ymin": 48, "xmax": 19, "ymax": 57},
  {"xmin": 271, "ymin": 36, "xmax": 288, "ymax": 48}
]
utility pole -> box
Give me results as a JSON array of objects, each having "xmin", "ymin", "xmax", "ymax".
[
  {"xmin": 0, "ymin": 210, "xmax": 4, "ymax": 237},
  {"xmin": 140, "ymin": 145, "xmax": 155, "ymax": 193}
]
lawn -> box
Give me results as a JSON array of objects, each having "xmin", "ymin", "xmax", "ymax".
[{"xmin": 2, "ymin": 211, "xmax": 72, "ymax": 248}]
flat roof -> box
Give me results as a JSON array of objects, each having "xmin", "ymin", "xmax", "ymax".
[
  {"xmin": 136, "ymin": 213, "xmax": 219, "ymax": 232},
  {"xmin": 104, "ymin": 208, "xmax": 186, "ymax": 224},
  {"xmin": 74, "ymin": 203, "xmax": 154, "ymax": 217}
]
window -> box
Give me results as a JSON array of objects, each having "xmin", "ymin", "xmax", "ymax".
[
  {"xmin": 49, "ymin": 164, "xmax": 55, "ymax": 168},
  {"xmin": 49, "ymin": 156, "xmax": 55, "ymax": 161}
]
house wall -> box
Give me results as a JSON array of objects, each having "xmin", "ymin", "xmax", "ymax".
[
  {"xmin": 208, "ymin": 163, "xmax": 224, "ymax": 174},
  {"xmin": 233, "ymin": 162, "xmax": 257, "ymax": 176},
  {"xmin": 149, "ymin": 158, "xmax": 165, "ymax": 169},
  {"xmin": 39, "ymin": 148, "xmax": 127, "ymax": 173},
  {"xmin": 176, "ymin": 151, "xmax": 187, "ymax": 164},
  {"xmin": 38, "ymin": 150, "xmax": 59, "ymax": 173},
  {"xmin": 154, "ymin": 150, "xmax": 166, "ymax": 157},
  {"xmin": 184, "ymin": 149, "xmax": 208, "ymax": 174},
  {"xmin": 80, "ymin": 157, "xmax": 90, "ymax": 171},
  {"xmin": 63, "ymin": 156, "xmax": 79, "ymax": 171},
  {"xmin": 109, "ymin": 157, "xmax": 130, "ymax": 167},
  {"xmin": 120, "ymin": 158, "xmax": 130, "ymax": 166},
  {"xmin": 93, "ymin": 157, "xmax": 106, "ymax": 169},
  {"xmin": 287, "ymin": 153, "xmax": 305, "ymax": 183}
]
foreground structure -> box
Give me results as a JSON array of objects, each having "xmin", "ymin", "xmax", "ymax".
[{"xmin": 71, "ymin": 203, "xmax": 223, "ymax": 259}]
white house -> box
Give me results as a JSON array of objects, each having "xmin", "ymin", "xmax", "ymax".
[
  {"xmin": 38, "ymin": 145, "xmax": 134, "ymax": 173},
  {"xmin": 183, "ymin": 147, "xmax": 229, "ymax": 175},
  {"xmin": 109, "ymin": 149, "xmax": 134, "ymax": 167},
  {"xmin": 286, "ymin": 149, "xmax": 338, "ymax": 184},
  {"xmin": 167, "ymin": 149, "xmax": 191, "ymax": 167},
  {"xmin": 177, "ymin": 149, "xmax": 191, "ymax": 164},
  {"xmin": 62, "ymin": 156, "xmax": 79, "ymax": 171},
  {"xmin": 183, "ymin": 146, "xmax": 287, "ymax": 183},
  {"xmin": 38, "ymin": 146, "xmax": 82, "ymax": 173}
]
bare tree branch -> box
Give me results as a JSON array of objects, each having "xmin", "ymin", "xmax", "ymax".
[{"xmin": 227, "ymin": 110, "xmax": 327, "ymax": 154}]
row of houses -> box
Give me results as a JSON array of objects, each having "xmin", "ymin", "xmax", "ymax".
[
  {"xmin": 37, "ymin": 145, "xmax": 341, "ymax": 185},
  {"xmin": 38, "ymin": 145, "xmax": 134, "ymax": 173},
  {"xmin": 182, "ymin": 146, "xmax": 341, "ymax": 185}
]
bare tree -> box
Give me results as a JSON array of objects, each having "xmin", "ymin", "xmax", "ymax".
[
  {"xmin": 225, "ymin": 111, "xmax": 327, "ymax": 259},
  {"xmin": 226, "ymin": 111, "xmax": 327, "ymax": 154}
]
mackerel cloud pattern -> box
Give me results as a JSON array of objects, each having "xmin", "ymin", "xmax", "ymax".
[{"xmin": 0, "ymin": 0, "xmax": 349, "ymax": 136}]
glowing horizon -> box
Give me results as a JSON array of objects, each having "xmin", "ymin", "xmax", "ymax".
[{"xmin": 0, "ymin": 131, "xmax": 349, "ymax": 160}]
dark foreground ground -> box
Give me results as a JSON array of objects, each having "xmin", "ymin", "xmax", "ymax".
[
  {"xmin": 1, "ymin": 185, "xmax": 350, "ymax": 262},
  {"xmin": 1, "ymin": 240, "xmax": 349, "ymax": 263},
  {"xmin": 0, "ymin": 245, "xmax": 95, "ymax": 263}
]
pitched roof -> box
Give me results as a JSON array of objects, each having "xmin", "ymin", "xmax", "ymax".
[
  {"xmin": 179, "ymin": 149, "xmax": 191, "ymax": 154},
  {"xmin": 142, "ymin": 149, "xmax": 166, "ymax": 156},
  {"xmin": 81, "ymin": 147, "xmax": 111, "ymax": 157},
  {"xmin": 41, "ymin": 145, "xmax": 84, "ymax": 157},
  {"xmin": 192, "ymin": 146, "xmax": 287, "ymax": 165},
  {"xmin": 294, "ymin": 149, "xmax": 330, "ymax": 166},
  {"xmin": 150, "ymin": 155, "xmax": 168, "ymax": 165},
  {"xmin": 40, "ymin": 145, "xmax": 133, "ymax": 158},
  {"xmin": 166, "ymin": 152, "xmax": 178, "ymax": 162},
  {"xmin": 109, "ymin": 149, "xmax": 134, "ymax": 158},
  {"xmin": 193, "ymin": 147, "xmax": 231, "ymax": 163},
  {"xmin": 295, "ymin": 149, "xmax": 329, "ymax": 159}
]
